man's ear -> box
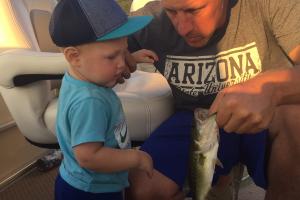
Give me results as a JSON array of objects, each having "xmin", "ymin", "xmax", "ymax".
[{"xmin": 63, "ymin": 47, "xmax": 81, "ymax": 68}]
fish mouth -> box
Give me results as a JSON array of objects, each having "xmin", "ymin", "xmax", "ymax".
[{"xmin": 194, "ymin": 108, "xmax": 209, "ymax": 121}]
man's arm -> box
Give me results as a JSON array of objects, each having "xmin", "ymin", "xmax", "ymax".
[
  {"xmin": 117, "ymin": 35, "xmax": 150, "ymax": 84},
  {"xmin": 276, "ymin": 45, "xmax": 300, "ymax": 104},
  {"xmin": 288, "ymin": 45, "xmax": 300, "ymax": 65},
  {"xmin": 209, "ymin": 45, "xmax": 300, "ymax": 134},
  {"xmin": 273, "ymin": 65, "xmax": 300, "ymax": 106}
]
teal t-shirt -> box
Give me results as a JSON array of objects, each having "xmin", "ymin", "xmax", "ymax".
[{"xmin": 56, "ymin": 73, "xmax": 131, "ymax": 193}]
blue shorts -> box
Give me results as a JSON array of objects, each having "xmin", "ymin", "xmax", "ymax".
[
  {"xmin": 140, "ymin": 111, "xmax": 267, "ymax": 189},
  {"xmin": 55, "ymin": 174, "xmax": 123, "ymax": 200}
]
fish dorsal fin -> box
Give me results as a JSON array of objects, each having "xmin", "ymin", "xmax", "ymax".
[{"xmin": 215, "ymin": 158, "xmax": 224, "ymax": 168}]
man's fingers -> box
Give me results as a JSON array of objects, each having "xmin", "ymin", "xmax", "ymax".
[
  {"xmin": 209, "ymin": 90, "xmax": 225, "ymax": 115},
  {"xmin": 122, "ymin": 71, "xmax": 131, "ymax": 79},
  {"xmin": 235, "ymin": 114, "xmax": 264, "ymax": 133},
  {"xmin": 117, "ymin": 71, "xmax": 130, "ymax": 84},
  {"xmin": 223, "ymin": 113, "xmax": 248, "ymax": 133},
  {"xmin": 117, "ymin": 77, "xmax": 125, "ymax": 84},
  {"xmin": 144, "ymin": 49, "xmax": 159, "ymax": 61},
  {"xmin": 216, "ymin": 109, "xmax": 232, "ymax": 129},
  {"xmin": 142, "ymin": 57, "xmax": 155, "ymax": 63},
  {"xmin": 125, "ymin": 50, "xmax": 137, "ymax": 73},
  {"xmin": 118, "ymin": 60, "xmax": 131, "ymax": 84},
  {"xmin": 209, "ymin": 89, "xmax": 231, "ymax": 128}
]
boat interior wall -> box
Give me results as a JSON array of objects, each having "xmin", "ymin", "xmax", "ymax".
[
  {"xmin": 0, "ymin": 0, "xmax": 174, "ymax": 148},
  {"xmin": 0, "ymin": 95, "xmax": 13, "ymax": 126}
]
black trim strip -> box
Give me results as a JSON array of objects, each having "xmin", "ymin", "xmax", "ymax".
[
  {"xmin": 13, "ymin": 74, "xmax": 63, "ymax": 86},
  {"xmin": 25, "ymin": 137, "xmax": 60, "ymax": 149}
]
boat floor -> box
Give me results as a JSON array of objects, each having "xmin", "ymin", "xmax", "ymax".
[{"xmin": 0, "ymin": 126, "xmax": 265, "ymax": 200}]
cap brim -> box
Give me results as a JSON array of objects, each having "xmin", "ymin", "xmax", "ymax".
[{"xmin": 96, "ymin": 16, "xmax": 153, "ymax": 41}]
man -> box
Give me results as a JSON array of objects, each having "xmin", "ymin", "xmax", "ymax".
[{"xmin": 126, "ymin": 0, "xmax": 300, "ymax": 199}]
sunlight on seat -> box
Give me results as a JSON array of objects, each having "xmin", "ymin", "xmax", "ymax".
[
  {"xmin": 130, "ymin": 0, "xmax": 160, "ymax": 12},
  {"xmin": 0, "ymin": 0, "xmax": 29, "ymax": 50}
]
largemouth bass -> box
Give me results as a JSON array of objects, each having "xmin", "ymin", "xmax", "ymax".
[{"xmin": 189, "ymin": 108, "xmax": 220, "ymax": 200}]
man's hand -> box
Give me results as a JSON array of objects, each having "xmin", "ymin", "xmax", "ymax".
[
  {"xmin": 132, "ymin": 49, "xmax": 159, "ymax": 64},
  {"xmin": 209, "ymin": 72, "xmax": 278, "ymax": 134},
  {"xmin": 117, "ymin": 50, "xmax": 137, "ymax": 84}
]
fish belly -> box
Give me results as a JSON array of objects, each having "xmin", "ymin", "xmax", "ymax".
[
  {"xmin": 190, "ymin": 108, "xmax": 220, "ymax": 200},
  {"xmin": 190, "ymin": 142, "xmax": 219, "ymax": 200}
]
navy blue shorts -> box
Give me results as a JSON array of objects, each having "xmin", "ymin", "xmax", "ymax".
[
  {"xmin": 55, "ymin": 174, "xmax": 123, "ymax": 200},
  {"xmin": 140, "ymin": 111, "xmax": 267, "ymax": 189}
]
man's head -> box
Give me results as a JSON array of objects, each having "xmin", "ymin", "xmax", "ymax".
[{"xmin": 161, "ymin": 0, "xmax": 229, "ymax": 47}]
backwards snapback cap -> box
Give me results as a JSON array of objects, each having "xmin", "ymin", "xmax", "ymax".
[{"xmin": 49, "ymin": 0, "xmax": 153, "ymax": 47}]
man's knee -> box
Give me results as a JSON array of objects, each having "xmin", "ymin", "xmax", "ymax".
[
  {"xmin": 126, "ymin": 170, "xmax": 153, "ymax": 200},
  {"xmin": 127, "ymin": 182, "xmax": 181, "ymax": 200},
  {"xmin": 269, "ymin": 105, "xmax": 300, "ymax": 153},
  {"xmin": 266, "ymin": 105, "xmax": 300, "ymax": 199},
  {"xmin": 126, "ymin": 184, "xmax": 152, "ymax": 200},
  {"xmin": 271, "ymin": 105, "xmax": 300, "ymax": 130},
  {"xmin": 127, "ymin": 169, "xmax": 182, "ymax": 200}
]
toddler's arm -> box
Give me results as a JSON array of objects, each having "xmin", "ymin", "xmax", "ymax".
[{"xmin": 74, "ymin": 142, "xmax": 153, "ymax": 178}]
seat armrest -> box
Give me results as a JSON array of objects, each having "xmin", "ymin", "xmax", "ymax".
[{"xmin": 0, "ymin": 49, "xmax": 68, "ymax": 88}]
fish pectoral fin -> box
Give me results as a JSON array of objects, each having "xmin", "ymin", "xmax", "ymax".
[{"xmin": 215, "ymin": 158, "xmax": 224, "ymax": 168}]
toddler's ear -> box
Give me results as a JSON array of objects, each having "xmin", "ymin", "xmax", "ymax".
[{"xmin": 63, "ymin": 47, "xmax": 81, "ymax": 68}]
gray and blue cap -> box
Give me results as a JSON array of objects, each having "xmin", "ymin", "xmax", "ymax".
[{"xmin": 49, "ymin": 0, "xmax": 153, "ymax": 47}]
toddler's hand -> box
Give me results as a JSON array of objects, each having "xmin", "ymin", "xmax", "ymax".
[
  {"xmin": 132, "ymin": 49, "xmax": 159, "ymax": 64},
  {"xmin": 136, "ymin": 150, "xmax": 153, "ymax": 178}
]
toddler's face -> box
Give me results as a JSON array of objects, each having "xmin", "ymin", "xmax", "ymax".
[{"xmin": 76, "ymin": 37, "xmax": 127, "ymax": 87}]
